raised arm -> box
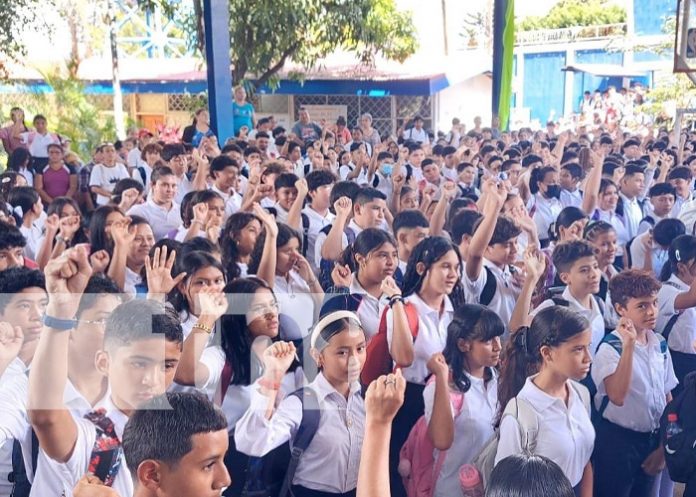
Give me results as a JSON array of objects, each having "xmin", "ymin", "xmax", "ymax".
[
  {"xmin": 287, "ymin": 178, "xmax": 308, "ymax": 233},
  {"xmin": 426, "ymin": 353, "xmax": 454, "ymax": 450},
  {"xmin": 106, "ymin": 220, "xmax": 135, "ymax": 291},
  {"xmin": 429, "ymin": 182, "xmax": 456, "ymax": 237},
  {"xmin": 508, "ymin": 248, "xmax": 546, "ymax": 332},
  {"xmin": 28, "ymin": 246, "xmax": 92, "ymax": 462},
  {"xmin": 581, "ymin": 149, "xmax": 604, "ymax": 215},
  {"xmin": 384, "ymin": 277, "xmax": 414, "ymax": 367},
  {"xmin": 254, "ymin": 204, "xmax": 279, "ymax": 287},
  {"xmin": 466, "ymin": 180, "xmax": 506, "ymax": 281},
  {"xmin": 602, "ymin": 318, "xmax": 636, "ymax": 406},
  {"xmin": 321, "ymin": 197, "xmax": 352, "ymax": 261}
]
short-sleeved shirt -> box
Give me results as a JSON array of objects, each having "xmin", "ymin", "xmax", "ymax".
[
  {"xmin": 463, "ymin": 260, "xmax": 521, "ymax": 334},
  {"xmin": 233, "ymin": 102, "xmax": 254, "ymax": 136},
  {"xmin": 302, "ymin": 207, "xmax": 335, "ymax": 270},
  {"xmin": 531, "ymin": 193, "xmax": 563, "ymax": 242},
  {"xmin": 424, "ymin": 372, "xmax": 497, "ymax": 497},
  {"xmin": 40, "ymin": 163, "xmax": 75, "ymax": 199},
  {"xmin": 127, "ymin": 198, "xmax": 182, "ymax": 241},
  {"xmin": 656, "ymin": 275, "xmax": 696, "ymax": 354},
  {"xmin": 591, "ymin": 330, "xmax": 678, "ymax": 432},
  {"xmin": 89, "ymin": 163, "xmax": 130, "ymax": 205}
]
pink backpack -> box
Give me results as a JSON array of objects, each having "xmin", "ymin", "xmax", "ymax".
[{"xmin": 398, "ymin": 386, "xmax": 465, "ymax": 497}]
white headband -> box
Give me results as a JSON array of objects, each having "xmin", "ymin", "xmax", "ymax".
[{"xmin": 310, "ymin": 311, "xmax": 362, "ymax": 349}]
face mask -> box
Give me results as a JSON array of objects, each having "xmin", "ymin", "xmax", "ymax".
[
  {"xmin": 381, "ymin": 164, "xmax": 393, "ymax": 177},
  {"xmin": 545, "ymin": 184, "xmax": 561, "ymax": 199}
]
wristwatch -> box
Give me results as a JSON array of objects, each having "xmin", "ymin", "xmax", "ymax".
[{"xmin": 55, "ymin": 234, "xmax": 71, "ymax": 245}]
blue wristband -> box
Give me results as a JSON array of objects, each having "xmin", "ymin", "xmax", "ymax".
[{"xmin": 42, "ymin": 315, "xmax": 76, "ymax": 331}]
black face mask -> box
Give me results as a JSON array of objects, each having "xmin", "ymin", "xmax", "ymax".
[{"xmin": 545, "ymin": 184, "xmax": 562, "ymax": 200}]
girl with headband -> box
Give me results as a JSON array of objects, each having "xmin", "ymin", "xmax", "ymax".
[
  {"xmin": 495, "ymin": 306, "xmax": 595, "ymax": 496},
  {"xmin": 235, "ymin": 310, "xmax": 369, "ymax": 497}
]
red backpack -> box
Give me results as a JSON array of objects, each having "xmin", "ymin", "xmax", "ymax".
[
  {"xmin": 398, "ymin": 386, "xmax": 465, "ymax": 497},
  {"xmin": 360, "ymin": 302, "xmax": 419, "ymax": 386}
]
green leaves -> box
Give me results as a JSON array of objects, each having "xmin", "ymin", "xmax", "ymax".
[{"xmin": 519, "ymin": 0, "xmax": 626, "ymax": 31}]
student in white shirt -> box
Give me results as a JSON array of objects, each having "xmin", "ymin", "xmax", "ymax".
[
  {"xmin": 210, "ymin": 155, "xmax": 243, "ymax": 219},
  {"xmin": 273, "ymin": 172, "xmax": 300, "ymax": 224},
  {"xmin": 120, "ymin": 392, "xmax": 230, "ymax": 497},
  {"xmin": 402, "ymin": 116, "xmax": 429, "ymax": 145},
  {"xmin": 7, "ymin": 187, "xmax": 43, "ymax": 261},
  {"xmin": 589, "ymin": 179, "xmax": 629, "ymax": 267},
  {"xmin": 617, "ymin": 164, "xmax": 646, "ymax": 245},
  {"xmin": 28, "ymin": 256, "xmax": 184, "ymax": 497},
  {"xmin": 529, "ymin": 166, "xmax": 563, "ymax": 247},
  {"xmin": 176, "ymin": 189, "xmax": 225, "ymax": 243},
  {"xmin": 667, "ymin": 166, "xmax": 693, "ymax": 217},
  {"xmin": 392, "ymin": 210, "xmax": 429, "ymax": 276},
  {"xmin": 251, "ymin": 220, "xmax": 324, "ymax": 338},
  {"xmin": 495, "ymin": 306, "xmax": 594, "ymax": 495},
  {"xmin": 321, "ymin": 228, "xmax": 398, "ymax": 340},
  {"xmin": 627, "ymin": 218, "xmax": 684, "ymax": 278},
  {"xmin": 221, "ymin": 212, "xmax": 262, "ymax": 279},
  {"xmin": 425, "ymin": 304, "xmax": 504, "ymax": 497},
  {"xmin": 127, "ymin": 166, "xmax": 183, "ymax": 241},
  {"xmin": 302, "ymin": 170, "xmax": 337, "ymax": 270},
  {"xmin": 559, "ymin": 163, "xmax": 584, "ymax": 209},
  {"xmin": 106, "ymin": 215, "xmax": 155, "ymax": 296},
  {"xmin": 638, "ymin": 183, "xmax": 675, "ymax": 235},
  {"xmin": 174, "ymin": 277, "xmax": 303, "ymax": 496},
  {"xmin": 655, "ymin": 235, "xmax": 696, "ymax": 397},
  {"xmin": 592, "ymin": 270, "xmax": 678, "ymax": 497},
  {"xmin": 89, "ymin": 143, "xmax": 130, "ymax": 206},
  {"xmin": 130, "ymin": 142, "xmax": 162, "ymax": 195},
  {"xmin": 235, "ymin": 311, "xmax": 367, "ymax": 497},
  {"xmin": 386, "ymin": 235, "xmax": 464, "ymax": 497}
]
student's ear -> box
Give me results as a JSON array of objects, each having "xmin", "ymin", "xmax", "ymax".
[
  {"xmin": 558, "ymin": 270, "xmax": 571, "ymax": 285},
  {"xmin": 457, "ymin": 338, "xmax": 470, "ymax": 353},
  {"xmin": 353, "ymin": 203, "xmax": 362, "ymax": 216},
  {"xmin": 176, "ymin": 279, "xmax": 187, "ymax": 296},
  {"xmin": 397, "ymin": 231, "xmax": 408, "ymax": 246},
  {"xmin": 415, "ymin": 261, "xmax": 426, "ymax": 276},
  {"xmin": 94, "ymin": 350, "xmax": 110, "ymax": 377},
  {"xmin": 137, "ymin": 460, "xmax": 163, "ymax": 490},
  {"xmin": 539, "ymin": 344, "xmax": 553, "ymax": 363},
  {"xmin": 614, "ymin": 302, "xmax": 627, "ymax": 317},
  {"xmin": 310, "ymin": 348, "xmax": 323, "ymax": 368},
  {"xmin": 354, "ymin": 253, "xmax": 366, "ymax": 269}
]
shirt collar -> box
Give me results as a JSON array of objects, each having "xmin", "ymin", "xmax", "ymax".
[
  {"xmin": 408, "ymin": 292, "xmax": 454, "ymax": 316},
  {"xmin": 312, "ymin": 372, "xmax": 361, "ymax": 401},
  {"xmin": 521, "ymin": 375, "xmax": 573, "ymax": 412},
  {"xmin": 561, "ymin": 286, "xmax": 601, "ymax": 318},
  {"xmin": 668, "ymin": 274, "xmax": 689, "ymax": 290}
]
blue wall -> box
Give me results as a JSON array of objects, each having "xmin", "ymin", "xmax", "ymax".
[
  {"xmin": 634, "ymin": 0, "xmax": 674, "ymax": 35},
  {"xmin": 572, "ymin": 49, "xmax": 624, "ymax": 112},
  {"xmin": 523, "ymin": 51, "xmax": 566, "ymax": 122}
]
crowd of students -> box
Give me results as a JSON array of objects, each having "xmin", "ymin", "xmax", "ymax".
[{"xmin": 0, "ymin": 102, "xmax": 695, "ymax": 497}]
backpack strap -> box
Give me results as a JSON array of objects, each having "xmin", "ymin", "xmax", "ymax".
[
  {"xmin": 479, "ymin": 266, "xmax": 497, "ymax": 306},
  {"xmin": 278, "ymin": 388, "xmax": 322, "ymax": 497},
  {"xmin": 570, "ymin": 381, "xmax": 591, "ymax": 414},
  {"xmin": 8, "ymin": 430, "xmax": 38, "ymax": 497},
  {"xmin": 551, "ymin": 297, "xmax": 570, "ymax": 307},
  {"xmin": 501, "ymin": 397, "xmax": 539, "ymax": 454},
  {"xmin": 84, "ymin": 409, "xmax": 122, "ymax": 487},
  {"xmin": 138, "ymin": 166, "xmax": 146, "ymax": 184},
  {"xmin": 301, "ymin": 212, "xmax": 310, "ymax": 257},
  {"xmin": 662, "ymin": 313, "xmax": 681, "ymax": 342},
  {"xmin": 216, "ymin": 360, "xmax": 234, "ymax": 407},
  {"xmin": 344, "ymin": 226, "xmax": 357, "ymax": 246}
]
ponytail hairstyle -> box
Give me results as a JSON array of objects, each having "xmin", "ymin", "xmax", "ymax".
[
  {"xmin": 47, "ymin": 197, "xmax": 89, "ymax": 246},
  {"xmin": 168, "ymin": 250, "xmax": 226, "ymax": 318},
  {"xmin": 660, "ymin": 234, "xmax": 696, "ymax": 282},
  {"xmin": 220, "ymin": 212, "xmax": 260, "ymax": 280},
  {"xmin": 402, "ymin": 236, "xmax": 465, "ymax": 308},
  {"xmin": 8, "ymin": 186, "xmax": 40, "ymax": 222},
  {"xmin": 444, "ymin": 304, "xmax": 504, "ymax": 393},
  {"xmin": 496, "ymin": 306, "xmax": 589, "ymax": 426},
  {"xmin": 529, "ymin": 166, "xmax": 555, "ymax": 195},
  {"xmin": 248, "ymin": 223, "xmax": 302, "ymax": 275},
  {"xmin": 339, "ymin": 228, "xmax": 397, "ymax": 275}
]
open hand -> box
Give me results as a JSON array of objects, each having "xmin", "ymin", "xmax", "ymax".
[{"xmin": 145, "ymin": 246, "xmax": 186, "ymax": 296}]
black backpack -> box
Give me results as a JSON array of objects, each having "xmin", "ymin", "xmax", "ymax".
[{"xmin": 660, "ymin": 372, "xmax": 696, "ymax": 484}]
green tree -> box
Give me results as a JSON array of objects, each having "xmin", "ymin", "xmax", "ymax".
[
  {"xmin": 0, "ymin": 0, "xmax": 52, "ymax": 78},
  {"xmin": 189, "ymin": 0, "xmax": 418, "ymax": 89},
  {"xmin": 519, "ymin": 0, "xmax": 626, "ymax": 31}
]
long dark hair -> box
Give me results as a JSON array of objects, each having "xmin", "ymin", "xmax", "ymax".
[
  {"xmin": 487, "ymin": 454, "xmax": 575, "ymax": 497},
  {"xmin": 401, "ymin": 236, "xmax": 465, "ymax": 307},
  {"xmin": 529, "ymin": 166, "xmax": 556, "ymax": 195},
  {"xmin": 660, "ymin": 235, "xmax": 696, "ymax": 282},
  {"xmin": 168, "ymin": 251, "xmax": 226, "ymax": 319},
  {"xmin": 8, "ymin": 148, "xmax": 31, "ymax": 173},
  {"xmin": 47, "ymin": 197, "xmax": 89, "ymax": 246},
  {"xmin": 89, "ymin": 205, "xmax": 125, "ymax": 256},
  {"xmin": 7, "ymin": 187, "xmax": 39, "ymax": 222},
  {"xmin": 220, "ymin": 277, "xmax": 280, "ymax": 385},
  {"xmin": 444, "ymin": 304, "xmax": 504, "ymax": 393},
  {"xmin": 248, "ymin": 223, "xmax": 301, "ymax": 275},
  {"xmin": 220, "ymin": 212, "xmax": 260, "ymax": 280},
  {"xmin": 496, "ymin": 306, "xmax": 589, "ymax": 425},
  {"xmin": 339, "ymin": 228, "xmax": 397, "ymax": 275},
  {"xmin": 182, "ymin": 189, "xmax": 224, "ymax": 229}
]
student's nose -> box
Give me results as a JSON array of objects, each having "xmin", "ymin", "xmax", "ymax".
[
  {"xmin": 141, "ymin": 366, "xmax": 162, "ymax": 389},
  {"xmin": 492, "ymin": 336, "xmax": 502, "ymax": 352},
  {"xmin": 217, "ymin": 464, "xmax": 232, "ymax": 489}
]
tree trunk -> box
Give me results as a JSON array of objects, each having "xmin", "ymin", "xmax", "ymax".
[{"xmin": 107, "ymin": 0, "xmax": 126, "ymax": 139}]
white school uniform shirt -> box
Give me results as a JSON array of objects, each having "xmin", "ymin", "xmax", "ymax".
[
  {"xmin": 211, "ymin": 185, "xmax": 242, "ymax": 219},
  {"xmin": 619, "ymin": 192, "xmax": 643, "ymax": 240},
  {"xmin": 494, "ymin": 377, "xmax": 595, "ymax": 487},
  {"xmin": 123, "ymin": 266, "xmax": 143, "ymax": 296},
  {"xmin": 533, "ymin": 286, "xmax": 605, "ymax": 357},
  {"xmin": 17, "ymin": 166, "xmax": 33, "ymax": 187},
  {"xmin": 627, "ymin": 231, "xmax": 668, "ymax": 277},
  {"xmin": 442, "ymin": 166, "xmax": 458, "ymax": 182},
  {"xmin": 672, "ymin": 192, "xmax": 693, "ymax": 218},
  {"xmin": 347, "ymin": 276, "xmax": 389, "ymax": 340},
  {"xmin": 131, "ymin": 162, "xmax": 153, "ymax": 195},
  {"xmin": 424, "ymin": 372, "xmax": 498, "ymax": 497},
  {"xmin": 19, "ymin": 223, "xmax": 41, "ymax": 260},
  {"xmin": 127, "ymin": 198, "xmax": 183, "ymax": 241},
  {"xmin": 126, "ymin": 147, "xmax": 144, "ymax": 170},
  {"xmin": 656, "ymin": 275, "xmax": 696, "ymax": 354},
  {"xmin": 302, "ymin": 206, "xmax": 335, "ymax": 270},
  {"xmin": 274, "ymin": 202, "xmax": 290, "ymax": 224},
  {"xmin": 560, "ymin": 188, "xmax": 583, "ymax": 209},
  {"xmin": 403, "ymin": 127, "xmax": 430, "ymax": 144},
  {"xmin": 593, "ymin": 208, "xmax": 629, "ymax": 257},
  {"xmin": 463, "ymin": 260, "xmax": 521, "ymax": 335},
  {"xmin": 0, "ymin": 368, "xmax": 32, "ymax": 495},
  {"xmin": 313, "ymin": 219, "xmax": 364, "ymax": 268},
  {"xmin": 89, "ymin": 163, "xmax": 130, "ymax": 205},
  {"xmin": 175, "ymin": 174, "xmax": 195, "ymax": 204},
  {"xmin": 385, "ymin": 293, "xmax": 454, "ymax": 384},
  {"xmin": 591, "ymin": 330, "xmax": 678, "ymax": 432},
  {"xmin": 234, "ymin": 373, "xmax": 365, "ymax": 494},
  {"xmin": 637, "ymin": 211, "xmax": 669, "ymax": 236},
  {"xmin": 174, "ymin": 225, "xmax": 205, "ymax": 242},
  {"xmin": 20, "ymin": 131, "xmax": 59, "ymax": 158},
  {"xmin": 36, "ymin": 395, "xmax": 133, "ymax": 497},
  {"xmin": 531, "ymin": 193, "xmax": 562, "ymax": 242},
  {"xmin": 274, "ymin": 270, "xmax": 315, "ymax": 338}
]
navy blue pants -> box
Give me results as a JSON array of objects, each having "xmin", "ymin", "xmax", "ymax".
[{"xmin": 593, "ymin": 418, "xmax": 659, "ymax": 497}]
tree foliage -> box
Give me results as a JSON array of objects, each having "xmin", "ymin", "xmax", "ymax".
[
  {"xmin": 519, "ymin": 0, "xmax": 626, "ymax": 31},
  {"xmin": 0, "ymin": 0, "xmax": 52, "ymax": 78},
  {"xmin": 192, "ymin": 0, "xmax": 417, "ymax": 89}
]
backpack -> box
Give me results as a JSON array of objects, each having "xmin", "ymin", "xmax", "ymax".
[
  {"xmin": 318, "ymin": 225, "xmax": 357, "ymax": 290},
  {"xmin": 241, "ymin": 388, "xmax": 321, "ymax": 497},
  {"xmin": 660, "ymin": 372, "xmax": 696, "ymax": 483},
  {"xmin": 479, "ymin": 266, "xmax": 502, "ymax": 307},
  {"xmin": 398, "ymin": 387, "xmax": 465, "ymax": 497},
  {"xmin": 361, "ymin": 303, "xmax": 419, "ymax": 386},
  {"xmin": 8, "ymin": 431, "xmax": 38, "ymax": 497},
  {"xmin": 660, "ymin": 281, "xmax": 684, "ymax": 342},
  {"xmin": 472, "ymin": 381, "xmax": 589, "ymax": 489},
  {"xmin": 137, "ymin": 166, "xmax": 147, "ymax": 185}
]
